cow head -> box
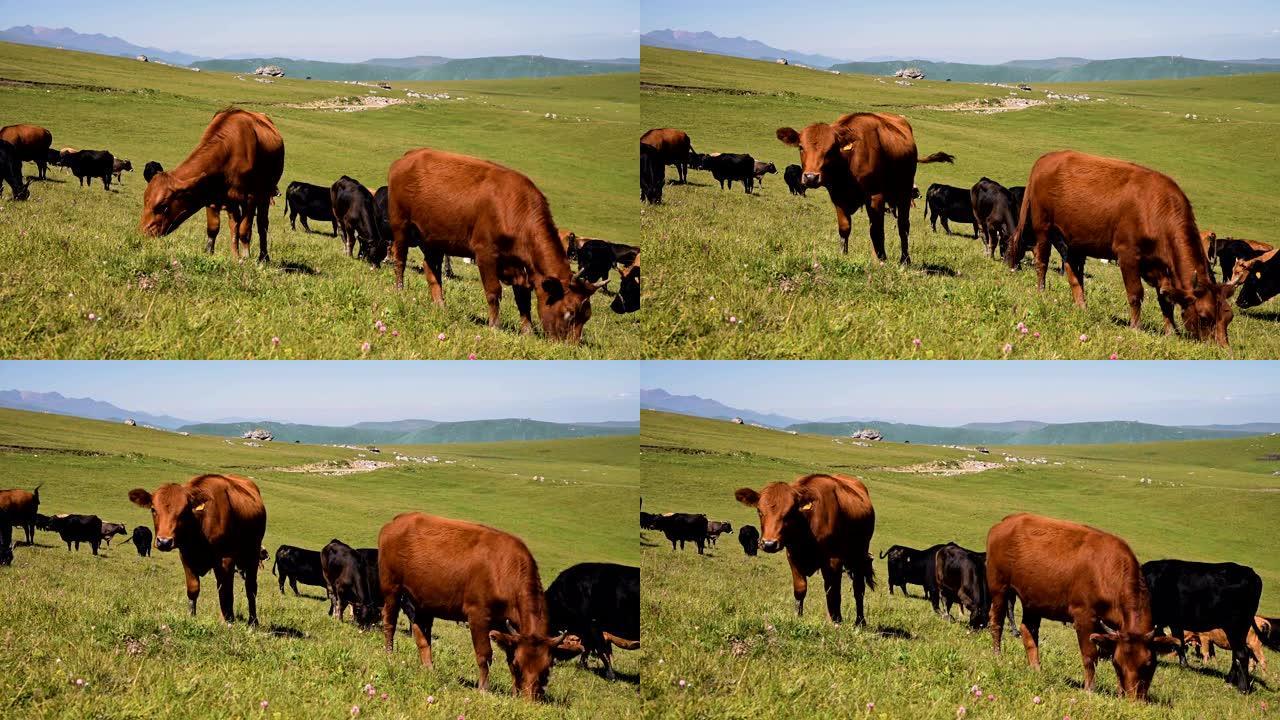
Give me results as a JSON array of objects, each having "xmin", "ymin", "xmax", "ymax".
[
  {"xmin": 128, "ymin": 484, "xmax": 208, "ymax": 552},
  {"xmin": 735, "ymin": 483, "xmax": 812, "ymax": 553},
  {"xmin": 1089, "ymin": 630, "xmax": 1179, "ymax": 700},
  {"xmin": 1233, "ymin": 252, "xmax": 1280, "ymax": 310},
  {"xmin": 1174, "ymin": 272, "xmax": 1236, "ymax": 346},
  {"xmin": 610, "ymin": 264, "xmax": 640, "ymax": 315},
  {"xmin": 551, "ymin": 633, "xmax": 587, "ymax": 663},
  {"xmin": 777, "ymin": 123, "xmax": 852, "ymax": 189},
  {"xmin": 539, "ymin": 276, "xmax": 604, "ymax": 344},
  {"xmin": 139, "ymin": 173, "xmax": 204, "ymax": 237},
  {"xmin": 488, "ymin": 619, "xmax": 570, "ymax": 700}
]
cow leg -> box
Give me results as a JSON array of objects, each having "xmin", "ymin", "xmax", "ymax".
[
  {"xmin": 834, "ymin": 204, "xmax": 852, "ymax": 255},
  {"xmin": 988, "ymin": 579, "xmax": 1009, "ymax": 654},
  {"xmin": 205, "ymin": 206, "xmax": 221, "ymax": 254},
  {"xmin": 184, "ymin": 563, "xmax": 201, "ymax": 616},
  {"xmin": 850, "ymin": 567, "xmax": 867, "ymax": 626},
  {"xmin": 91, "ymin": 540, "xmax": 100, "ymax": 556},
  {"xmin": 467, "ymin": 613, "xmax": 494, "ymax": 692},
  {"xmin": 223, "ymin": 204, "xmax": 244, "ymax": 259},
  {"xmin": 867, "ymin": 198, "xmax": 888, "ymax": 263},
  {"xmin": 1155, "ymin": 291, "xmax": 1178, "ymax": 336},
  {"xmin": 214, "ymin": 559, "xmax": 236, "ymax": 624},
  {"xmin": 1074, "ymin": 618, "xmax": 1099, "ymax": 693},
  {"xmin": 513, "ymin": 281, "xmax": 533, "ymax": 335},
  {"xmin": 278, "ymin": 572, "xmax": 286, "ymax": 594},
  {"xmin": 1060, "ymin": 249, "xmax": 1087, "ymax": 307},
  {"xmin": 1228, "ymin": 628, "xmax": 1252, "ymax": 692},
  {"xmin": 476, "ymin": 259, "xmax": 502, "ymax": 329},
  {"xmin": 820, "ymin": 566, "xmax": 843, "ymax": 624},
  {"xmin": 412, "ymin": 615, "xmax": 435, "ymax": 667},
  {"xmin": 790, "ymin": 563, "xmax": 808, "ymax": 617},
  {"xmin": 940, "ymin": 217, "xmax": 950, "ymax": 234},
  {"xmin": 255, "ymin": 199, "xmax": 270, "ymax": 264},
  {"xmin": 382, "ymin": 593, "xmax": 401, "ymax": 653},
  {"xmin": 37, "ymin": 158, "xmax": 46, "ymax": 180},
  {"xmin": 1118, "ymin": 255, "xmax": 1144, "ymax": 328},
  {"xmin": 895, "ymin": 197, "xmax": 912, "ymax": 265},
  {"xmin": 1172, "ymin": 627, "xmax": 1189, "ymax": 666},
  {"xmin": 243, "ymin": 562, "xmax": 259, "ymax": 626},
  {"xmin": 695, "ymin": 537, "xmax": 705, "ymax": 555},
  {"xmin": 1020, "ymin": 613, "xmax": 1043, "ymax": 669}
]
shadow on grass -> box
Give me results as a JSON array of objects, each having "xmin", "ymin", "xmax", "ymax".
[
  {"xmin": 593, "ymin": 666, "xmax": 639, "ymax": 685},
  {"xmin": 260, "ymin": 623, "xmax": 308, "ymax": 639},
  {"xmin": 31, "ymin": 176, "xmax": 67, "ymax": 184},
  {"xmin": 1242, "ymin": 310, "xmax": 1280, "ymax": 323},
  {"xmin": 872, "ymin": 625, "xmax": 915, "ymax": 640},
  {"xmin": 918, "ymin": 263, "xmax": 957, "ymax": 277},
  {"xmin": 279, "ymin": 261, "xmax": 318, "ymax": 275}
]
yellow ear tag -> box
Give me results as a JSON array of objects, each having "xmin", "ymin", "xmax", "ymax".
[
  {"xmin": 840, "ymin": 143, "xmax": 854, "ymax": 152},
  {"xmin": 192, "ymin": 503, "xmax": 207, "ymax": 512},
  {"xmin": 799, "ymin": 502, "xmax": 813, "ymax": 511},
  {"xmin": 1257, "ymin": 271, "xmax": 1263, "ymax": 279}
]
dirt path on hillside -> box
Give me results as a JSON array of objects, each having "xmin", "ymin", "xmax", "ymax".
[
  {"xmin": 273, "ymin": 459, "xmax": 396, "ymax": 475},
  {"xmin": 879, "ymin": 459, "xmax": 1003, "ymax": 476}
]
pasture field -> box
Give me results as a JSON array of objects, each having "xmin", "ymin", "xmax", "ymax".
[
  {"xmin": 0, "ymin": 41, "xmax": 639, "ymax": 359},
  {"xmin": 640, "ymin": 410, "xmax": 1280, "ymax": 719},
  {"xmin": 640, "ymin": 47, "xmax": 1280, "ymax": 359},
  {"xmin": 0, "ymin": 408, "xmax": 639, "ymax": 719}
]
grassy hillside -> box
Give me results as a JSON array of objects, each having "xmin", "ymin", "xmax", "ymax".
[
  {"xmin": 176, "ymin": 418, "xmax": 639, "ymax": 444},
  {"xmin": 784, "ymin": 419, "xmax": 1257, "ymax": 445},
  {"xmin": 830, "ymin": 56, "xmax": 1280, "ymax": 83},
  {"xmin": 641, "ymin": 410, "xmax": 1280, "ymax": 718},
  {"xmin": 191, "ymin": 56, "xmax": 640, "ymax": 82},
  {"xmin": 0, "ymin": 407, "xmax": 638, "ymax": 719},
  {"xmin": 0, "ymin": 40, "xmax": 639, "ymax": 359},
  {"xmin": 640, "ymin": 47, "xmax": 1280, "ymax": 359}
]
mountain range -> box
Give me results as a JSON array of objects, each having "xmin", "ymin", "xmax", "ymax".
[
  {"xmin": 641, "ymin": 29, "xmax": 1280, "ymax": 82},
  {"xmin": 641, "ymin": 389, "xmax": 1280, "ymax": 446},
  {"xmin": 0, "ymin": 390, "xmax": 637, "ymax": 444}
]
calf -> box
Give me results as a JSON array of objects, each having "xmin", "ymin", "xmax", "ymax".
[
  {"xmin": 143, "ymin": 161, "xmax": 164, "ymax": 183},
  {"xmin": 640, "ymin": 143, "xmax": 664, "ymax": 204},
  {"xmin": 986, "ymin": 513, "xmax": 1178, "ymax": 700},
  {"xmin": 753, "ymin": 161, "xmax": 777, "ymax": 186},
  {"xmin": 738, "ymin": 524, "xmax": 760, "ymax": 556},
  {"xmin": 923, "ymin": 183, "xmax": 976, "ymax": 237},
  {"xmin": 698, "ymin": 153, "xmax": 756, "ymax": 193},
  {"xmin": 112, "ymin": 158, "xmax": 133, "ymax": 182},
  {"xmin": 881, "ymin": 543, "xmax": 945, "ymax": 597},
  {"xmin": 66, "ymin": 150, "xmax": 116, "ymax": 190},
  {"xmin": 0, "ymin": 140, "xmax": 31, "ymax": 201},
  {"xmin": 1184, "ymin": 625, "xmax": 1268, "ymax": 675},
  {"xmin": 321, "ymin": 539, "xmax": 381, "ymax": 627},
  {"xmin": 273, "ymin": 544, "xmax": 326, "ymax": 595},
  {"xmin": 100, "ymin": 521, "xmax": 127, "ymax": 546},
  {"xmin": 1142, "ymin": 559, "xmax": 1263, "ymax": 692},
  {"xmin": 545, "ymin": 562, "xmax": 640, "ymax": 680},
  {"xmin": 784, "ymin": 164, "xmax": 806, "ymax": 196},
  {"xmin": 129, "ymin": 525, "xmax": 152, "ymax": 557},
  {"xmin": 933, "ymin": 543, "xmax": 1001, "ymax": 630},
  {"xmin": 48, "ymin": 514, "xmax": 104, "ymax": 554},
  {"xmin": 0, "ymin": 484, "xmax": 41, "ymax": 545},
  {"xmin": 330, "ymin": 175, "xmax": 385, "ymax": 265},
  {"xmin": 736, "ymin": 473, "xmax": 876, "ymax": 625},
  {"xmin": 705, "ymin": 520, "xmax": 733, "ymax": 546},
  {"xmin": 651, "ymin": 512, "xmax": 709, "ymax": 554},
  {"xmin": 971, "ymin": 177, "xmax": 1020, "ymax": 258}
]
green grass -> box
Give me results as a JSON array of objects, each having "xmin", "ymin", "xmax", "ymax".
[
  {"xmin": 0, "ymin": 41, "xmax": 640, "ymax": 359},
  {"xmin": 639, "ymin": 47, "xmax": 1280, "ymax": 359},
  {"xmin": 0, "ymin": 408, "xmax": 638, "ymax": 719},
  {"xmin": 640, "ymin": 410, "xmax": 1280, "ymax": 718}
]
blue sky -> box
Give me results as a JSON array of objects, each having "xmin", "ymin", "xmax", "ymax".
[
  {"xmin": 643, "ymin": 362, "xmax": 1280, "ymax": 426},
  {"xmin": 0, "ymin": 361, "xmax": 639, "ymax": 425},
  {"xmin": 643, "ymin": 0, "xmax": 1280, "ymax": 63},
  {"xmin": 3, "ymin": 0, "xmax": 638, "ymax": 61}
]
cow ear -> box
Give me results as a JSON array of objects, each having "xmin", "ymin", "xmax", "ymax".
[
  {"xmin": 489, "ymin": 630, "xmax": 517, "ymax": 649},
  {"xmin": 541, "ymin": 277, "xmax": 566, "ymax": 304},
  {"xmin": 734, "ymin": 488, "xmax": 760, "ymax": 507},
  {"xmin": 128, "ymin": 489, "xmax": 153, "ymax": 508},
  {"xmin": 1148, "ymin": 634, "xmax": 1181, "ymax": 656},
  {"xmin": 797, "ymin": 492, "xmax": 815, "ymax": 513},
  {"xmin": 776, "ymin": 127, "xmax": 800, "ymax": 147},
  {"xmin": 188, "ymin": 488, "xmax": 210, "ymax": 512},
  {"xmin": 1089, "ymin": 632, "xmax": 1119, "ymax": 656},
  {"xmin": 834, "ymin": 126, "xmax": 858, "ymax": 152}
]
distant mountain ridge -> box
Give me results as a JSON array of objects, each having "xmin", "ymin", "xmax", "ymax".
[
  {"xmin": 0, "ymin": 25, "xmax": 207, "ymax": 65},
  {"xmin": 639, "ymin": 388, "xmax": 804, "ymax": 428},
  {"xmin": 177, "ymin": 418, "xmax": 639, "ymax": 445},
  {"xmin": 191, "ymin": 55, "xmax": 639, "ymax": 81},
  {"xmin": 640, "ymin": 29, "xmax": 848, "ymax": 68},
  {"xmin": 0, "ymin": 390, "xmax": 192, "ymax": 429}
]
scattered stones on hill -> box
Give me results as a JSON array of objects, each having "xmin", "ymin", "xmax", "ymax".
[
  {"xmin": 254, "ymin": 65, "xmax": 285, "ymax": 77},
  {"xmin": 242, "ymin": 428, "xmax": 274, "ymax": 441},
  {"xmin": 124, "ymin": 419, "xmax": 136, "ymax": 426},
  {"xmin": 274, "ymin": 459, "xmax": 396, "ymax": 475},
  {"xmin": 932, "ymin": 97, "xmax": 1047, "ymax": 114},
  {"xmin": 283, "ymin": 95, "xmax": 407, "ymax": 112},
  {"xmin": 894, "ymin": 67, "xmax": 926, "ymax": 79},
  {"xmin": 135, "ymin": 55, "xmax": 148, "ymax": 63},
  {"xmin": 882, "ymin": 459, "xmax": 1003, "ymax": 476},
  {"xmin": 731, "ymin": 417, "xmax": 744, "ymax": 424},
  {"xmin": 850, "ymin": 428, "xmax": 884, "ymax": 441}
]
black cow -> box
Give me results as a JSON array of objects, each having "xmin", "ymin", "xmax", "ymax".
[
  {"xmin": 881, "ymin": 543, "xmax": 945, "ymax": 597},
  {"xmin": 65, "ymin": 150, "xmax": 115, "ymax": 190},
  {"xmin": 0, "ymin": 513, "xmax": 11, "ymax": 566},
  {"xmin": 971, "ymin": 178, "xmax": 1020, "ymax": 258},
  {"xmin": 272, "ymin": 544, "xmax": 326, "ymax": 595},
  {"xmin": 0, "ymin": 140, "xmax": 30, "ymax": 200},
  {"xmin": 112, "ymin": 158, "xmax": 133, "ymax": 182},
  {"xmin": 1205, "ymin": 236, "xmax": 1272, "ymax": 284},
  {"xmin": 1009, "ymin": 186, "xmax": 1026, "ymax": 214},
  {"xmin": 753, "ymin": 161, "xmax": 777, "ymax": 186},
  {"xmin": 640, "ymin": 143, "xmax": 664, "ymax": 204},
  {"xmin": 651, "ymin": 512, "xmax": 709, "ymax": 554},
  {"xmin": 45, "ymin": 148, "xmax": 65, "ymax": 169},
  {"xmin": 47, "ymin": 514, "xmax": 104, "ymax": 554},
  {"xmin": 546, "ymin": 562, "xmax": 640, "ymax": 680},
  {"xmin": 283, "ymin": 181, "xmax": 337, "ymax": 235},
  {"xmin": 1143, "ymin": 559, "xmax": 1264, "ymax": 692},
  {"xmin": 784, "ymin": 164, "xmax": 806, "ymax": 196},
  {"xmin": 100, "ymin": 521, "xmax": 127, "ymax": 546},
  {"xmin": 639, "ymin": 511, "xmax": 657, "ymax": 529},
  {"xmin": 923, "ymin": 183, "xmax": 976, "ymax": 236},
  {"xmin": 143, "ymin": 161, "xmax": 164, "ymax": 183},
  {"xmin": 571, "ymin": 239, "xmax": 640, "ymax": 286},
  {"xmin": 373, "ymin": 185, "xmax": 453, "ymax": 279},
  {"xmin": 330, "ymin": 176, "xmax": 385, "ymax": 265},
  {"xmin": 611, "ymin": 263, "xmax": 639, "ymax": 314},
  {"xmin": 129, "ymin": 525, "xmax": 152, "ymax": 557},
  {"xmin": 1235, "ymin": 249, "xmax": 1280, "ymax": 309},
  {"xmin": 698, "ymin": 153, "xmax": 756, "ymax": 193},
  {"xmin": 934, "ymin": 543, "xmax": 991, "ymax": 629},
  {"xmin": 706, "ymin": 520, "xmax": 733, "ymax": 546},
  {"xmin": 739, "ymin": 524, "xmax": 760, "ymax": 556},
  {"xmin": 320, "ymin": 539, "xmax": 380, "ymax": 627}
]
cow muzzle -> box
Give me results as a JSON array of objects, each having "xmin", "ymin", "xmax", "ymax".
[
  {"xmin": 155, "ymin": 536, "xmax": 175, "ymax": 552},
  {"xmin": 802, "ymin": 173, "xmax": 821, "ymax": 188},
  {"xmin": 761, "ymin": 539, "xmax": 781, "ymax": 553}
]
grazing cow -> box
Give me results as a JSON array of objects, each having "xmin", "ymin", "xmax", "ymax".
[
  {"xmin": 971, "ymin": 178, "xmax": 1020, "ymax": 258},
  {"xmin": 697, "ymin": 153, "xmax": 757, "ymax": 193},
  {"xmin": 272, "ymin": 544, "xmax": 326, "ymax": 595},
  {"xmin": 933, "ymin": 543, "xmax": 1010, "ymax": 631},
  {"xmin": 640, "ymin": 128, "xmax": 695, "ymax": 183},
  {"xmin": 784, "ymin": 164, "xmax": 806, "ymax": 196},
  {"xmin": 47, "ymin": 514, "xmax": 105, "ymax": 554},
  {"xmin": 128, "ymin": 473, "xmax": 267, "ymax": 625},
  {"xmin": 1142, "ymin": 559, "xmax": 1263, "ymax": 692},
  {"xmin": 610, "ymin": 260, "xmax": 640, "ymax": 314},
  {"xmin": 378, "ymin": 511, "xmax": 571, "ymax": 700},
  {"xmin": 986, "ymin": 513, "xmax": 1179, "ymax": 700},
  {"xmin": 881, "ymin": 543, "xmax": 945, "ymax": 597},
  {"xmin": 1183, "ymin": 624, "xmax": 1268, "ymax": 675},
  {"xmin": 739, "ymin": 524, "xmax": 760, "ymax": 556},
  {"xmin": 753, "ymin": 161, "xmax": 777, "ymax": 186},
  {"xmin": 572, "ymin": 239, "xmax": 640, "ymax": 286},
  {"xmin": 706, "ymin": 520, "xmax": 733, "ymax": 546},
  {"xmin": 1231, "ymin": 248, "xmax": 1280, "ymax": 309},
  {"xmin": 735, "ymin": 473, "xmax": 877, "ymax": 625},
  {"xmin": 140, "ymin": 108, "xmax": 284, "ymax": 264},
  {"xmin": 100, "ymin": 521, "xmax": 127, "ymax": 546},
  {"xmin": 112, "ymin": 158, "xmax": 133, "ymax": 182},
  {"xmin": 129, "ymin": 525, "xmax": 152, "ymax": 557},
  {"xmin": 387, "ymin": 148, "xmax": 604, "ymax": 343},
  {"xmin": 923, "ymin": 183, "xmax": 977, "ymax": 237},
  {"xmin": 143, "ymin": 161, "xmax": 164, "ymax": 183},
  {"xmin": 282, "ymin": 181, "xmax": 336, "ymax": 235},
  {"xmin": 65, "ymin": 150, "xmax": 115, "ymax": 190},
  {"xmin": 0, "ymin": 141, "xmax": 31, "ymax": 201},
  {"xmin": 321, "ymin": 539, "xmax": 381, "ymax": 627},
  {"xmin": 545, "ymin": 562, "xmax": 640, "ymax": 680},
  {"xmin": 1009, "ymin": 185, "xmax": 1025, "ymax": 213},
  {"xmin": 1203, "ymin": 233, "xmax": 1273, "ymax": 284},
  {"xmin": 0, "ymin": 484, "xmax": 41, "ymax": 545},
  {"xmin": 330, "ymin": 176, "xmax": 385, "ymax": 265},
  {"xmin": 1005, "ymin": 150, "xmax": 1237, "ymax": 345},
  {"xmin": 640, "ymin": 143, "xmax": 664, "ymax": 204},
  {"xmin": 651, "ymin": 512, "xmax": 709, "ymax": 554},
  {"xmin": 777, "ymin": 113, "xmax": 954, "ymax": 262},
  {"xmin": 639, "ymin": 511, "xmax": 657, "ymax": 529},
  {"xmin": 0, "ymin": 124, "xmax": 53, "ymax": 179}
]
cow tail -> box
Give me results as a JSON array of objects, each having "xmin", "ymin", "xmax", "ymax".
[
  {"xmin": 878, "ymin": 547, "xmax": 888, "ymax": 559},
  {"xmin": 918, "ymin": 151, "xmax": 955, "ymax": 165},
  {"xmin": 857, "ymin": 553, "xmax": 877, "ymax": 590},
  {"xmin": 271, "ymin": 557, "xmax": 277, "ymax": 576}
]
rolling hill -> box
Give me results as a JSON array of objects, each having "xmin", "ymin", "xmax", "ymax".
[
  {"xmin": 0, "ymin": 25, "xmax": 206, "ymax": 65},
  {"xmin": 0, "ymin": 389, "xmax": 192, "ymax": 429},
  {"xmin": 191, "ymin": 55, "xmax": 639, "ymax": 81},
  {"xmin": 829, "ymin": 56, "xmax": 1280, "ymax": 82},
  {"xmin": 640, "ymin": 29, "xmax": 847, "ymax": 68},
  {"xmin": 176, "ymin": 418, "xmax": 638, "ymax": 444}
]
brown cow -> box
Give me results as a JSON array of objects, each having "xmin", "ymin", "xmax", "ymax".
[
  {"xmin": 128, "ymin": 473, "xmax": 267, "ymax": 625},
  {"xmin": 0, "ymin": 485, "xmax": 40, "ymax": 546},
  {"xmin": 0, "ymin": 124, "xmax": 53, "ymax": 180},
  {"xmin": 139, "ymin": 108, "xmax": 284, "ymax": 264},
  {"xmin": 776, "ymin": 113, "xmax": 954, "ymax": 263},
  {"xmin": 734, "ymin": 473, "xmax": 876, "ymax": 625},
  {"xmin": 1005, "ymin": 150, "xmax": 1237, "ymax": 345},
  {"xmin": 986, "ymin": 513, "xmax": 1179, "ymax": 700},
  {"xmin": 386, "ymin": 148, "xmax": 604, "ymax": 343},
  {"xmin": 640, "ymin": 128, "xmax": 694, "ymax": 184},
  {"xmin": 1184, "ymin": 622, "xmax": 1268, "ymax": 675},
  {"xmin": 377, "ymin": 511, "xmax": 569, "ymax": 700}
]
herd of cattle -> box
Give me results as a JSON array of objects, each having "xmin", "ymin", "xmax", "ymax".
[
  {"xmin": 643, "ymin": 473, "xmax": 1279, "ymax": 701},
  {"xmin": 1, "ymin": 111, "xmax": 640, "ymax": 343},
  {"xmin": 0, "ymin": 476, "xmax": 639, "ymax": 702},
  {"xmin": 640, "ymin": 119, "xmax": 1278, "ymax": 347}
]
